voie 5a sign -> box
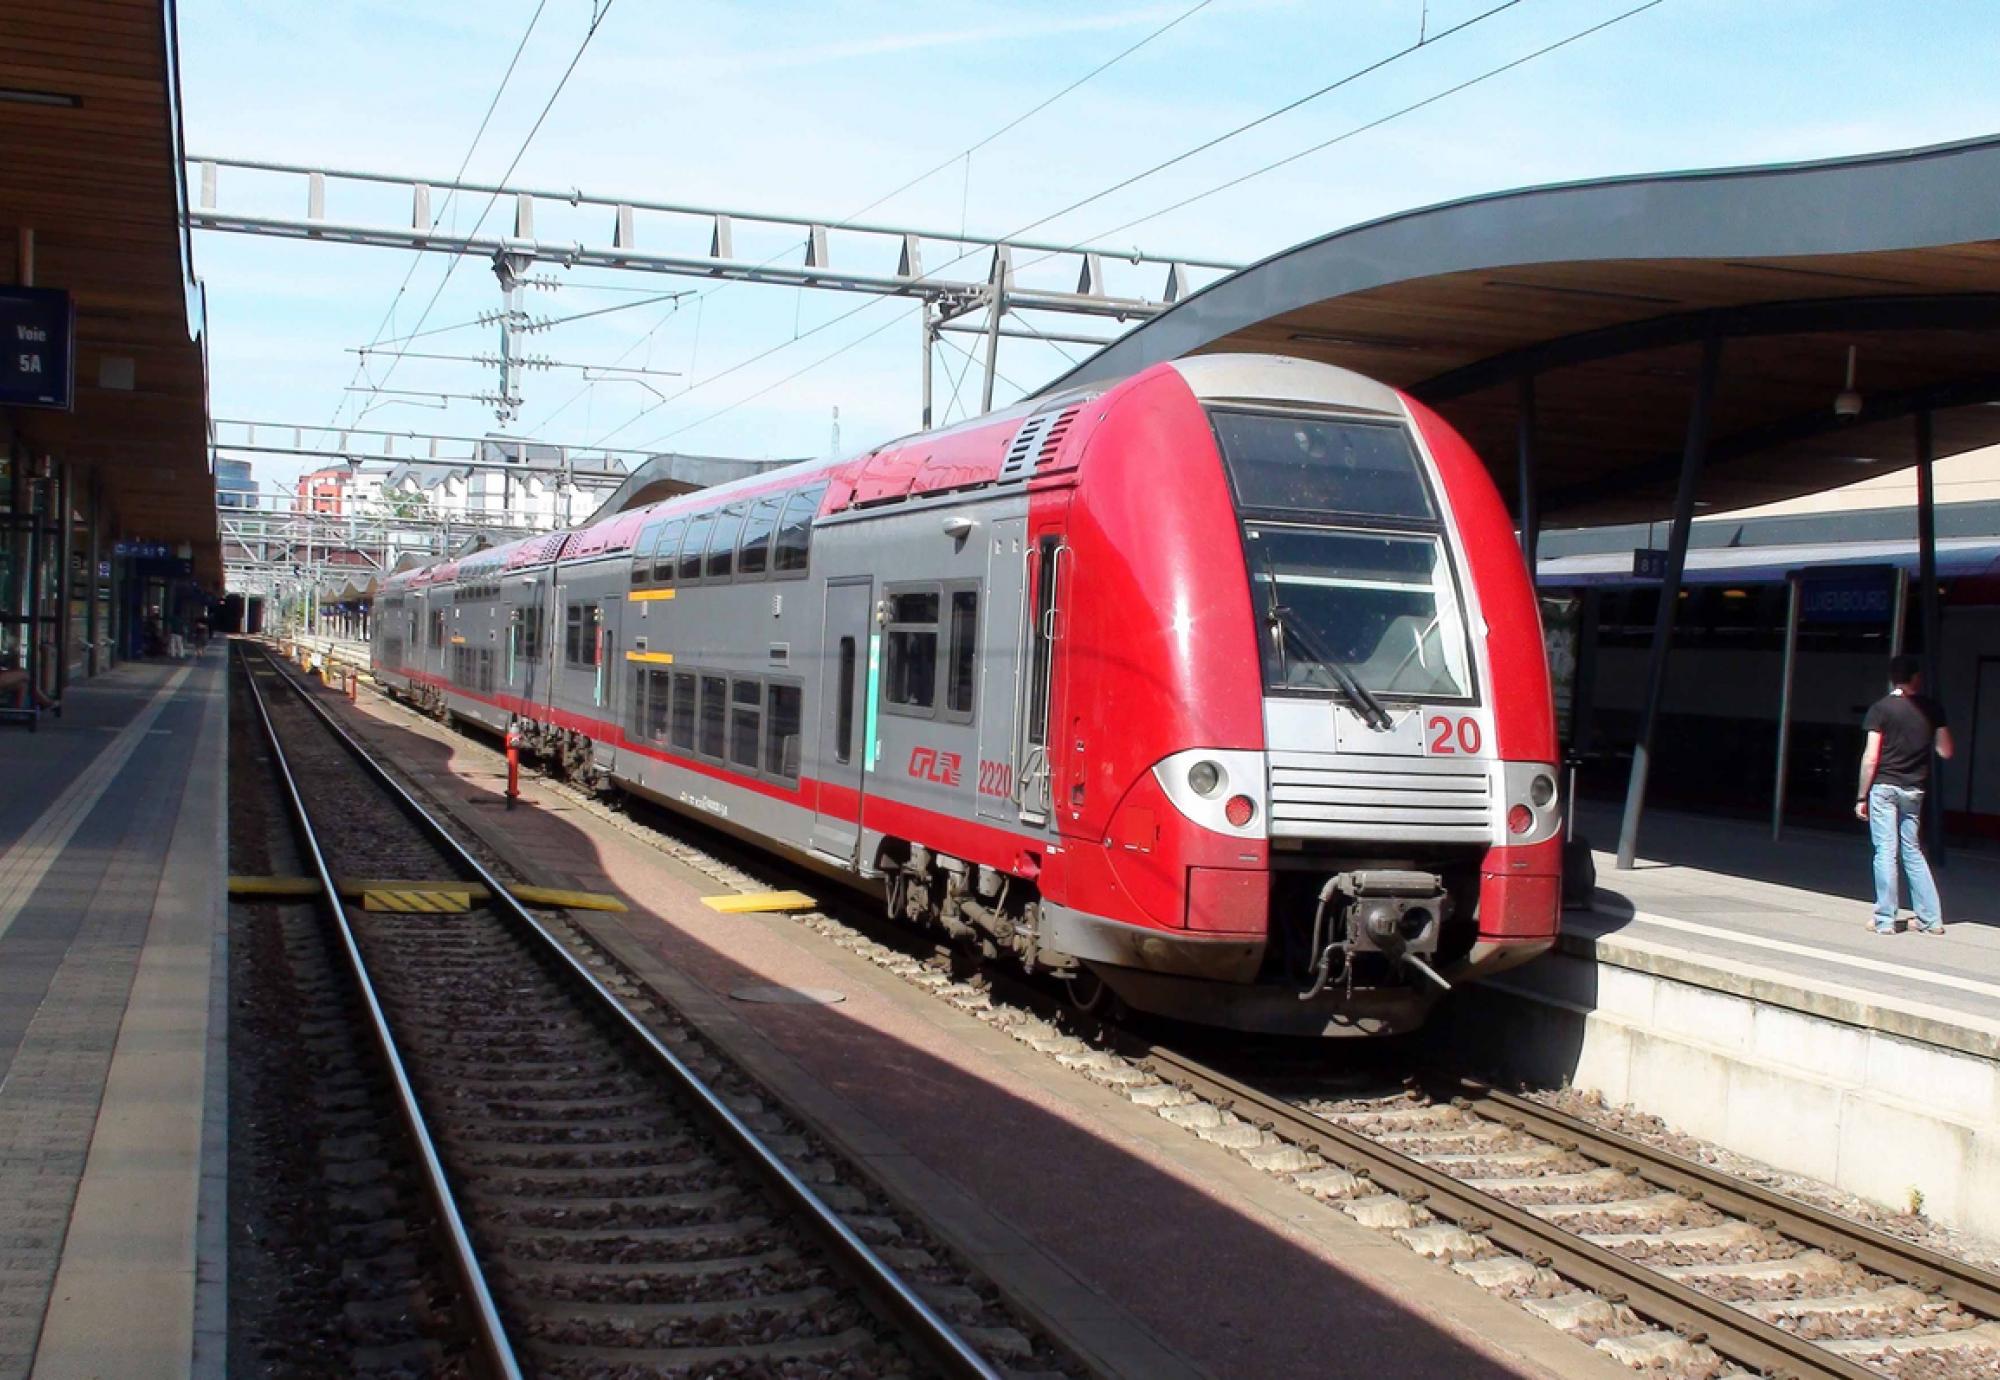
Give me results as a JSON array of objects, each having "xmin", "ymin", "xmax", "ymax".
[{"xmin": 0, "ymin": 288, "xmax": 76, "ymax": 410}]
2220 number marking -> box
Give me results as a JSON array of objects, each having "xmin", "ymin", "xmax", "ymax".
[
  {"xmin": 1426, "ymin": 714, "xmax": 1482, "ymax": 755},
  {"xmin": 977, "ymin": 760, "xmax": 1014, "ymax": 798}
]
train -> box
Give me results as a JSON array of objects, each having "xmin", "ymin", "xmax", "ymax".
[{"xmin": 370, "ymin": 353, "xmax": 1560, "ymax": 1037}]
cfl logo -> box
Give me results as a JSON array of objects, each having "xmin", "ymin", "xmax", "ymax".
[{"xmin": 908, "ymin": 746, "xmax": 963, "ymax": 787}]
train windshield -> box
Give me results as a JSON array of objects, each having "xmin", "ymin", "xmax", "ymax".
[{"xmin": 1244, "ymin": 525, "xmax": 1472, "ymax": 699}]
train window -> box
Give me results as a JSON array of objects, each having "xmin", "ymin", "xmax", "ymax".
[
  {"xmin": 429, "ymin": 609, "xmax": 446, "ymax": 649},
  {"xmin": 632, "ymin": 520, "xmax": 665, "ymax": 582},
  {"xmin": 565, "ymin": 603, "xmax": 602, "ymax": 667},
  {"xmin": 517, "ymin": 604, "xmax": 544, "ymax": 662},
  {"xmin": 1210, "ymin": 411, "xmax": 1436, "ymax": 521},
  {"xmin": 835, "ymin": 637, "xmax": 857, "ymax": 764},
  {"xmin": 646, "ymin": 669, "xmax": 673, "ymax": 742},
  {"xmin": 670, "ymin": 671, "xmax": 696, "ymax": 750},
  {"xmin": 944, "ymin": 587, "xmax": 978, "ymax": 720},
  {"xmin": 728, "ymin": 678, "xmax": 762, "ymax": 771},
  {"xmin": 1026, "ymin": 537, "xmax": 1060, "ymax": 750},
  {"xmin": 1245, "ymin": 525, "xmax": 1471, "ymax": 699},
  {"xmin": 678, "ymin": 513, "xmax": 714, "ymax": 583},
  {"xmin": 651, "ymin": 518, "xmax": 686, "ymax": 585},
  {"xmin": 765, "ymin": 683, "xmax": 802, "ymax": 781},
  {"xmin": 705, "ymin": 504, "xmax": 746, "ymax": 582},
  {"xmin": 737, "ymin": 496, "xmax": 782, "ymax": 579},
  {"xmin": 770, "ymin": 484, "xmax": 826, "ymax": 578},
  {"xmin": 698, "ymin": 674, "xmax": 728, "ymax": 758},
  {"xmin": 884, "ymin": 586, "xmax": 940, "ymax": 714}
]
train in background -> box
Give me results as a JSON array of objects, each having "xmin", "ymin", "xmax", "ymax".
[{"xmin": 372, "ymin": 354, "xmax": 1561, "ymax": 1036}]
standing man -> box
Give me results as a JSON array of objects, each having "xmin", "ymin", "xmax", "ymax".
[{"xmin": 1856, "ymin": 654, "xmax": 1954, "ymax": 934}]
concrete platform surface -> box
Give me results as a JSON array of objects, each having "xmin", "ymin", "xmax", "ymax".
[
  {"xmin": 0, "ymin": 649, "xmax": 225, "ymax": 1380},
  {"xmin": 1575, "ymin": 802, "xmax": 2000, "ymax": 1050}
]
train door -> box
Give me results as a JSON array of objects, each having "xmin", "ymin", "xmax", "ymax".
[
  {"xmin": 975, "ymin": 518, "xmax": 1028, "ymax": 823},
  {"xmin": 593, "ymin": 596, "xmax": 619, "ymax": 771},
  {"xmin": 811, "ymin": 578, "xmax": 873, "ymax": 865},
  {"xmin": 1970, "ymin": 656, "xmax": 2000, "ymax": 821},
  {"xmin": 1015, "ymin": 507, "xmax": 1071, "ymax": 829}
]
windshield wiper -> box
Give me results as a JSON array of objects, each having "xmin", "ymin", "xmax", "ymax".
[{"xmin": 1256, "ymin": 550, "xmax": 1395, "ymax": 732}]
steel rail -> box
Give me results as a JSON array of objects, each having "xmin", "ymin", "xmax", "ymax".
[
  {"xmin": 1453, "ymin": 1079, "xmax": 2000, "ymax": 1320},
  {"xmin": 1131, "ymin": 1042, "xmax": 1886, "ymax": 1380},
  {"xmin": 237, "ymin": 650, "xmax": 525, "ymax": 1380},
  {"xmin": 254, "ymin": 646, "xmax": 1004, "ymax": 1380}
]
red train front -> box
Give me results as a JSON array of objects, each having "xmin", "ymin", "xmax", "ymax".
[{"xmin": 959, "ymin": 354, "xmax": 1561, "ymax": 1035}]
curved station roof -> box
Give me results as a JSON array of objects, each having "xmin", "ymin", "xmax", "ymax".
[{"xmin": 1047, "ymin": 136, "xmax": 2000, "ymax": 526}]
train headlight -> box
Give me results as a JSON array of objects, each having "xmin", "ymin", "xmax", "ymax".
[
  {"xmin": 1187, "ymin": 760, "xmax": 1223, "ymax": 797},
  {"xmin": 1225, "ymin": 795, "xmax": 1256, "ymax": 828},
  {"xmin": 1529, "ymin": 773, "xmax": 1556, "ymax": 808},
  {"xmin": 1507, "ymin": 804, "xmax": 1534, "ymax": 835}
]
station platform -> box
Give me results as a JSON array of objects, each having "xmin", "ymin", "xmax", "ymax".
[
  {"xmin": 0, "ymin": 648, "xmax": 226, "ymax": 1380},
  {"xmin": 1471, "ymin": 800, "xmax": 2000, "ymax": 1241}
]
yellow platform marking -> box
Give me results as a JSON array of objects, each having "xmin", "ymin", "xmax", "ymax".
[
  {"xmin": 627, "ymin": 588, "xmax": 677, "ymax": 602},
  {"xmin": 228, "ymin": 875, "xmax": 627, "ymax": 912},
  {"xmin": 624, "ymin": 650, "xmax": 675, "ymax": 665},
  {"xmin": 512, "ymin": 884, "xmax": 628, "ymax": 913},
  {"xmin": 229, "ymin": 875, "xmax": 322, "ymax": 897},
  {"xmin": 363, "ymin": 887, "xmax": 473, "ymax": 914},
  {"xmin": 701, "ymin": 890, "xmax": 816, "ymax": 914}
]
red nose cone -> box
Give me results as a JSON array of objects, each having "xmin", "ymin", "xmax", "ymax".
[
  {"xmin": 1225, "ymin": 795, "xmax": 1256, "ymax": 828},
  {"xmin": 1508, "ymin": 804, "xmax": 1534, "ymax": 835}
]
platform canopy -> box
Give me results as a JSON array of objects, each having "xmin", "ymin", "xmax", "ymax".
[
  {"xmin": 1046, "ymin": 135, "xmax": 2000, "ymax": 526},
  {"xmin": 0, "ymin": 0, "xmax": 216, "ymax": 584}
]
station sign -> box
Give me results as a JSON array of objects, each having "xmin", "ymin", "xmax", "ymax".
[
  {"xmin": 1799, "ymin": 564, "xmax": 1897, "ymax": 624},
  {"xmin": 0, "ymin": 287, "xmax": 76, "ymax": 411},
  {"xmin": 1631, "ymin": 548, "xmax": 1670, "ymax": 580},
  {"xmin": 115, "ymin": 540, "xmax": 173, "ymax": 559}
]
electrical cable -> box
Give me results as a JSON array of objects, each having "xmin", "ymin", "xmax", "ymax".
[
  {"xmin": 328, "ymin": 0, "xmax": 552, "ymax": 433},
  {"xmin": 345, "ymin": 0, "xmax": 620, "ymax": 418},
  {"xmin": 528, "ymin": 0, "xmax": 1215, "ymax": 439}
]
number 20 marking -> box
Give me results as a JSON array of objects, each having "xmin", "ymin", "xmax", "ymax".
[{"xmin": 1427, "ymin": 714, "xmax": 1482, "ymax": 755}]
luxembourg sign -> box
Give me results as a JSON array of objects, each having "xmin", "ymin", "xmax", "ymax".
[{"xmin": 0, "ymin": 287, "xmax": 75, "ymax": 410}]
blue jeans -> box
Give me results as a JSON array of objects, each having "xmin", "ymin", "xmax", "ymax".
[{"xmin": 1868, "ymin": 783, "xmax": 1941, "ymax": 931}]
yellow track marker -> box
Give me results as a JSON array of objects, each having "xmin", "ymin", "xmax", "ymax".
[
  {"xmin": 229, "ymin": 876, "xmax": 627, "ymax": 913},
  {"xmin": 701, "ymin": 890, "xmax": 816, "ymax": 914},
  {"xmin": 512, "ymin": 884, "xmax": 628, "ymax": 913},
  {"xmin": 363, "ymin": 887, "xmax": 473, "ymax": 914},
  {"xmin": 228, "ymin": 875, "xmax": 322, "ymax": 897}
]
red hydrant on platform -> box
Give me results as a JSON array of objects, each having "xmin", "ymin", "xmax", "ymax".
[{"xmin": 505, "ymin": 721, "xmax": 522, "ymax": 810}]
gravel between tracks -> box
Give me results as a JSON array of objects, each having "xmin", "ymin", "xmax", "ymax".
[{"xmin": 257, "ymin": 658, "xmax": 1077, "ymax": 1378}]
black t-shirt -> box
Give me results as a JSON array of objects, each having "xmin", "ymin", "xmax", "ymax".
[{"xmin": 1864, "ymin": 691, "xmax": 1948, "ymax": 789}]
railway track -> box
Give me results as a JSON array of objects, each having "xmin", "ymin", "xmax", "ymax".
[
  {"xmin": 239, "ymin": 645, "xmax": 1015, "ymax": 1378},
  {"xmin": 1126, "ymin": 1045, "xmax": 2000, "ymax": 1380},
  {"xmin": 327, "ymin": 649, "xmax": 2000, "ymax": 1380}
]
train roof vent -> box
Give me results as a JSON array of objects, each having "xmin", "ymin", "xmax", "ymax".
[
  {"xmin": 999, "ymin": 411, "xmax": 1059, "ymax": 482},
  {"xmin": 1037, "ymin": 404, "xmax": 1080, "ymax": 467}
]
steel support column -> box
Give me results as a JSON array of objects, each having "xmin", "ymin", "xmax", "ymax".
[
  {"xmin": 1773, "ymin": 575, "xmax": 1802, "ymax": 840},
  {"xmin": 1915, "ymin": 409, "xmax": 1945, "ymax": 860},
  {"xmin": 920, "ymin": 303, "xmax": 935, "ymax": 432},
  {"xmin": 1517, "ymin": 375, "xmax": 1540, "ymax": 571},
  {"xmin": 54, "ymin": 460, "xmax": 71, "ymax": 702},
  {"xmin": 1617, "ymin": 336, "xmax": 1722, "ymax": 871}
]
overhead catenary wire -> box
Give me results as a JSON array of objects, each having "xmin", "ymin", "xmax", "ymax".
[
  {"xmin": 344, "ymin": 0, "xmax": 620, "ymax": 420},
  {"xmin": 329, "ymin": 0, "xmax": 553, "ymax": 433},
  {"xmin": 527, "ymin": 0, "xmax": 1217, "ymax": 440},
  {"xmin": 653, "ymin": 0, "xmax": 1667, "ymax": 447},
  {"xmin": 1033, "ymin": 0, "xmax": 1670, "ymax": 272}
]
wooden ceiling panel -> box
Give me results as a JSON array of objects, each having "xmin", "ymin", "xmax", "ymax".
[{"xmin": 2, "ymin": 0, "xmax": 216, "ymax": 585}]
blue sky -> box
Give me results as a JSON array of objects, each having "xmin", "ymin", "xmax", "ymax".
[{"xmin": 179, "ymin": 0, "xmax": 2000, "ymax": 491}]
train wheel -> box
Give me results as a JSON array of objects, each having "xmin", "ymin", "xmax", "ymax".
[{"xmin": 1066, "ymin": 967, "xmax": 1109, "ymax": 1014}]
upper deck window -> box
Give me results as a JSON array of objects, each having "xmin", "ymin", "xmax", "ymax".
[{"xmin": 1211, "ymin": 410, "xmax": 1435, "ymax": 521}]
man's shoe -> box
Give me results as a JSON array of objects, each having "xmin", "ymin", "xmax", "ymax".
[
  {"xmin": 1872, "ymin": 924, "xmax": 1897, "ymax": 934},
  {"xmin": 1916, "ymin": 924, "xmax": 1946, "ymax": 936}
]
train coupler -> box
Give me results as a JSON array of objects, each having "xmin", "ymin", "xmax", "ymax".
[{"xmin": 1300, "ymin": 869, "xmax": 1452, "ymax": 1000}]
